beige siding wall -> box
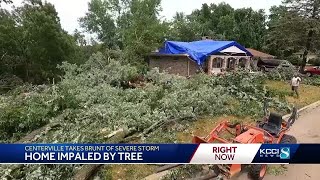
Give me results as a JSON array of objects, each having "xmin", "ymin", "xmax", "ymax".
[
  {"xmin": 149, "ymin": 56, "xmax": 199, "ymax": 76},
  {"xmin": 296, "ymin": 54, "xmax": 319, "ymax": 62},
  {"xmin": 308, "ymin": 54, "xmax": 318, "ymax": 61}
]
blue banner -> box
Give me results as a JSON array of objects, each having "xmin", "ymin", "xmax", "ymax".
[
  {"xmin": 0, "ymin": 144, "xmax": 319, "ymax": 164},
  {"xmin": 0, "ymin": 144, "xmax": 198, "ymax": 164},
  {"xmin": 252, "ymin": 144, "xmax": 320, "ymax": 164}
]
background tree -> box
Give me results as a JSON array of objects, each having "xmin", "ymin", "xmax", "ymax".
[
  {"xmin": 233, "ymin": 8, "xmax": 267, "ymax": 49},
  {"xmin": 170, "ymin": 3, "xmax": 267, "ymax": 49},
  {"xmin": 79, "ymin": 0, "xmax": 118, "ymax": 48},
  {"xmin": 168, "ymin": 12, "xmax": 204, "ymax": 41},
  {"xmin": 209, "ymin": 3, "xmax": 234, "ymax": 39},
  {"xmin": 0, "ymin": 9, "xmax": 23, "ymax": 77},
  {"xmin": 266, "ymin": 0, "xmax": 320, "ymax": 71},
  {"xmin": 0, "ymin": 0, "xmax": 80, "ymax": 84},
  {"xmin": 264, "ymin": 5, "xmax": 289, "ymax": 58},
  {"xmin": 73, "ymin": 29, "xmax": 87, "ymax": 47},
  {"xmin": 80, "ymin": 0, "xmax": 168, "ymax": 66},
  {"xmin": 121, "ymin": 0, "xmax": 168, "ymax": 62}
]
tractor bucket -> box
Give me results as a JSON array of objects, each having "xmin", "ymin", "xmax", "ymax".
[{"xmin": 192, "ymin": 136, "xmax": 208, "ymax": 143}]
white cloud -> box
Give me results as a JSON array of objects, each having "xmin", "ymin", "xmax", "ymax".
[
  {"xmin": 4, "ymin": 0, "xmax": 282, "ymax": 34},
  {"xmin": 46, "ymin": 0, "xmax": 90, "ymax": 33}
]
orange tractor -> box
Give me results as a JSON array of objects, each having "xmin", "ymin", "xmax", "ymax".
[{"xmin": 192, "ymin": 105, "xmax": 298, "ymax": 180}]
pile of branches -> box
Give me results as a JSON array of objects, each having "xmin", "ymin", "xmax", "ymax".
[
  {"xmin": 0, "ymin": 52, "xmax": 290, "ymax": 179},
  {"xmin": 265, "ymin": 66, "xmax": 298, "ymax": 81},
  {"xmin": 0, "ymin": 73, "xmax": 23, "ymax": 93},
  {"xmin": 265, "ymin": 66, "xmax": 320, "ymax": 86}
]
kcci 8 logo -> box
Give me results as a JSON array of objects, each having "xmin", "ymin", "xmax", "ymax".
[{"xmin": 259, "ymin": 147, "xmax": 290, "ymax": 159}]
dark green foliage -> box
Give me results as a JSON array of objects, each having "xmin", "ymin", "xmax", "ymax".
[
  {"xmin": 168, "ymin": 3, "xmax": 267, "ymax": 50},
  {"xmin": 264, "ymin": 5, "xmax": 291, "ymax": 58},
  {"xmin": 308, "ymin": 58, "xmax": 320, "ymax": 66},
  {"xmin": 265, "ymin": 0, "xmax": 320, "ymax": 70},
  {"xmin": 80, "ymin": 0, "xmax": 168, "ymax": 65},
  {"xmin": 287, "ymin": 55, "xmax": 303, "ymax": 65},
  {"xmin": 0, "ymin": 0, "xmax": 80, "ymax": 84},
  {"xmin": 0, "ymin": 74, "xmax": 23, "ymax": 93}
]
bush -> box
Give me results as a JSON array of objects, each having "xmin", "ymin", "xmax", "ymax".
[
  {"xmin": 304, "ymin": 76, "xmax": 320, "ymax": 86},
  {"xmin": 266, "ymin": 66, "xmax": 299, "ymax": 81},
  {"xmin": 0, "ymin": 74, "xmax": 23, "ymax": 93},
  {"xmin": 308, "ymin": 58, "xmax": 320, "ymax": 66},
  {"xmin": 287, "ymin": 55, "xmax": 302, "ymax": 66}
]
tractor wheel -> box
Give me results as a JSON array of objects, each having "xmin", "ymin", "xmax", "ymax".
[
  {"xmin": 248, "ymin": 164, "xmax": 267, "ymax": 180},
  {"xmin": 280, "ymin": 134, "xmax": 297, "ymax": 144}
]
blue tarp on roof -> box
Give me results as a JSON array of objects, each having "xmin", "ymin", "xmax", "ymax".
[{"xmin": 158, "ymin": 40, "xmax": 253, "ymax": 65}]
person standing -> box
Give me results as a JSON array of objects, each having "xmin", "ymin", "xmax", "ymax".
[{"xmin": 291, "ymin": 74, "xmax": 302, "ymax": 98}]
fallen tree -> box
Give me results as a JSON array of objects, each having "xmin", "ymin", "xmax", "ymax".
[{"xmin": 0, "ymin": 52, "xmax": 292, "ymax": 179}]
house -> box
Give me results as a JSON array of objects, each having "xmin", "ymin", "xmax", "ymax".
[
  {"xmin": 245, "ymin": 48, "xmax": 276, "ymax": 69},
  {"xmin": 293, "ymin": 51, "xmax": 319, "ymax": 62},
  {"xmin": 246, "ymin": 48, "xmax": 276, "ymax": 59},
  {"xmin": 148, "ymin": 40, "xmax": 253, "ymax": 76}
]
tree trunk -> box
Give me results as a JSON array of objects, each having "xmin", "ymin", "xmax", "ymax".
[
  {"xmin": 301, "ymin": 29, "xmax": 314, "ymax": 72},
  {"xmin": 301, "ymin": 1, "xmax": 319, "ymax": 72},
  {"xmin": 25, "ymin": 63, "xmax": 29, "ymax": 82}
]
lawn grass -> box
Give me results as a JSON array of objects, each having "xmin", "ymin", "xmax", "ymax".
[{"xmin": 266, "ymin": 80, "xmax": 320, "ymax": 108}]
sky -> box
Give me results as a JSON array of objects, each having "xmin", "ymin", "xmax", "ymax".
[{"xmin": 4, "ymin": 0, "xmax": 283, "ymax": 34}]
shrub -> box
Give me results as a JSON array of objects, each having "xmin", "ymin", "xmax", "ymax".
[
  {"xmin": 308, "ymin": 58, "xmax": 320, "ymax": 66},
  {"xmin": 287, "ymin": 55, "xmax": 302, "ymax": 66},
  {"xmin": 266, "ymin": 66, "xmax": 299, "ymax": 81}
]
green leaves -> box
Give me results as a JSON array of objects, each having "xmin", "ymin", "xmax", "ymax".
[
  {"xmin": 79, "ymin": 0, "xmax": 117, "ymax": 48},
  {"xmin": 0, "ymin": 1, "xmax": 80, "ymax": 84},
  {"xmin": 80, "ymin": 0, "xmax": 168, "ymax": 63},
  {"xmin": 169, "ymin": 3, "xmax": 267, "ymax": 49},
  {"xmin": 266, "ymin": 0, "xmax": 320, "ymax": 69}
]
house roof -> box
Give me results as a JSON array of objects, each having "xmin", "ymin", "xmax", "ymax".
[
  {"xmin": 149, "ymin": 53, "xmax": 189, "ymax": 57},
  {"xmin": 156, "ymin": 40, "xmax": 253, "ymax": 65},
  {"xmin": 246, "ymin": 48, "xmax": 275, "ymax": 58}
]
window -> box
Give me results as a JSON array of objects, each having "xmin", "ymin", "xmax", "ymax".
[
  {"xmin": 227, "ymin": 58, "xmax": 236, "ymax": 69},
  {"xmin": 213, "ymin": 58, "xmax": 223, "ymax": 68},
  {"xmin": 239, "ymin": 58, "xmax": 246, "ymax": 68}
]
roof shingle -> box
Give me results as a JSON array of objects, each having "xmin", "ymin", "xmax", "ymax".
[{"xmin": 246, "ymin": 48, "xmax": 275, "ymax": 58}]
